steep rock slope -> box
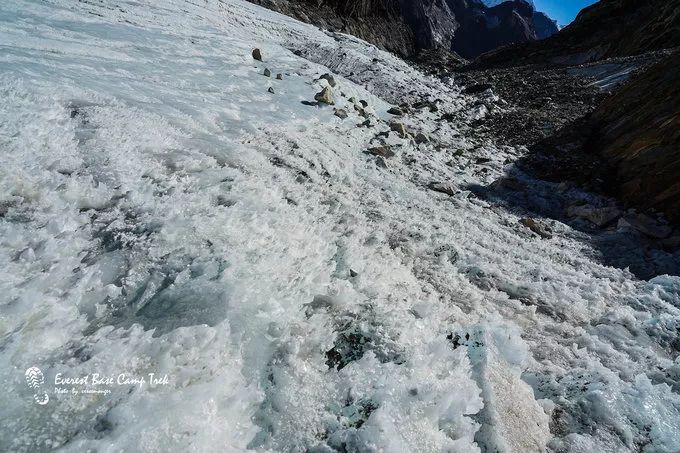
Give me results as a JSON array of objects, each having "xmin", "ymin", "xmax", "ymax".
[
  {"xmin": 476, "ymin": 0, "xmax": 680, "ymax": 67},
  {"xmin": 588, "ymin": 52, "xmax": 680, "ymax": 223}
]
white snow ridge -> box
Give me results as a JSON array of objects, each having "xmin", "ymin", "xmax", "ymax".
[{"xmin": 0, "ymin": 0, "xmax": 679, "ymax": 452}]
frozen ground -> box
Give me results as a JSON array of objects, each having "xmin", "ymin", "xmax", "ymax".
[{"xmin": 0, "ymin": 0, "xmax": 679, "ymax": 452}]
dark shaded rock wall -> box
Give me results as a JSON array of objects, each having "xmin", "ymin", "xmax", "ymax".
[{"xmin": 588, "ymin": 52, "xmax": 680, "ymax": 223}]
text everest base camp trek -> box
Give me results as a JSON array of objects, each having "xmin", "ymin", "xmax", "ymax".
[{"xmin": 0, "ymin": 0, "xmax": 679, "ymax": 452}]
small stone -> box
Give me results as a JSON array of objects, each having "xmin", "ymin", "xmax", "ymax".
[
  {"xmin": 314, "ymin": 86, "xmax": 334, "ymax": 105},
  {"xmin": 268, "ymin": 87, "xmax": 275, "ymax": 94},
  {"xmin": 520, "ymin": 218, "xmax": 552, "ymax": 239},
  {"xmin": 263, "ymin": 68, "xmax": 271, "ymax": 77},
  {"xmin": 359, "ymin": 119, "xmax": 372, "ymax": 127},
  {"xmin": 319, "ymin": 73, "xmax": 336, "ymax": 87},
  {"xmin": 359, "ymin": 100, "xmax": 368, "ymax": 108},
  {"xmin": 334, "ymin": 109, "xmax": 348, "ymax": 119},
  {"xmin": 365, "ymin": 146, "xmax": 395, "ymax": 158},
  {"xmin": 414, "ymin": 133, "xmax": 430, "ymax": 144},
  {"xmin": 349, "ymin": 269, "xmax": 359, "ymax": 277},
  {"xmin": 390, "ymin": 122, "xmax": 408, "ymax": 138},
  {"xmin": 428, "ymin": 182, "xmax": 457, "ymax": 196},
  {"xmin": 276, "ymin": 73, "xmax": 283, "ymax": 80},
  {"xmin": 252, "ymin": 48, "xmax": 262, "ymax": 61},
  {"xmin": 387, "ymin": 106, "xmax": 403, "ymax": 116}
]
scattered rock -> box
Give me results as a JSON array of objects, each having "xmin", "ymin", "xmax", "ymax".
[
  {"xmin": 375, "ymin": 157, "xmax": 388, "ymax": 169},
  {"xmin": 387, "ymin": 106, "xmax": 403, "ymax": 116},
  {"xmin": 276, "ymin": 73, "xmax": 283, "ymax": 80},
  {"xmin": 463, "ymin": 83, "xmax": 493, "ymax": 95},
  {"xmin": 520, "ymin": 218, "xmax": 553, "ymax": 239},
  {"xmin": 349, "ymin": 269, "xmax": 359, "ymax": 277},
  {"xmin": 319, "ymin": 73, "xmax": 336, "ymax": 87},
  {"xmin": 267, "ymin": 87, "xmax": 275, "ymax": 94},
  {"xmin": 334, "ymin": 108, "xmax": 348, "ymax": 119},
  {"xmin": 263, "ymin": 68, "xmax": 271, "ymax": 77},
  {"xmin": 314, "ymin": 87, "xmax": 334, "ymax": 105},
  {"xmin": 252, "ymin": 48, "xmax": 262, "ymax": 61},
  {"xmin": 359, "ymin": 100, "xmax": 368, "ymax": 108},
  {"xmin": 428, "ymin": 182, "xmax": 457, "ymax": 196},
  {"xmin": 365, "ymin": 146, "xmax": 395, "ymax": 158},
  {"xmin": 414, "ymin": 133, "xmax": 430, "ymax": 144},
  {"xmin": 566, "ymin": 205, "xmax": 622, "ymax": 227},
  {"xmin": 358, "ymin": 119, "xmax": 373, "ymax": 128},
  {"xmin": 389, "ymin": 122, "xmax": 408, "ymax": 138}
]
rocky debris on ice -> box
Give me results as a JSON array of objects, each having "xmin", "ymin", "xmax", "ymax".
[
  {"xmin": 365, "ymin": 145, "xmax": 396, "ymax": 159},
  {"xmin": 263, "ymin": 68, "xmax": 271, "ymax": 77},
  {"xmin": 314, "ymin": 86, "xmax": 334, "ymax": 105},
  {"xmin": 387, "ymin": 106, "xmax": 404, "ymax": 116},
  {"xmin": 334, "ymin": 108, "xmax": 348, "ymax": 119},
  {"xmin": 428, "ymin": 181, "xmax": 458, "ymax": 196},
  {"xmin": 414, "ymin": 132, "xmax": 430, "ymax": 144},
  {"xmin": 318, "ymin": 73, "xmax": 336, "ymax": 87},
  {"xmin": 389, "ymin": 121, "xmax": 408, "ymax": 138},
  {"xmin": 520, "ymin": 217, "xmax": 553, "ymax": 239},
  {"xmin": 252, "ymin": 47, "xmax": 262, "ymax": 61},
  {"xmin": 276, "ymin": 73, "xmax": 283, "ymax": 80}
]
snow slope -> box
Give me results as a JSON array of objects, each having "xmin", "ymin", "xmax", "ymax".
[{"xmin": 0, "ymin": 0, "xmax": 679, "ymax": 452}]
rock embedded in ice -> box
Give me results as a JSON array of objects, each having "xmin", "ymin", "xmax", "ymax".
[
  {"xmin": 387, "ymin": 106, "xmax": 403, "ymax": 116},
  {"xmin": 365, "ymin": 145, "xmax": 396, "ymax": 159},
  {"xmin": 334, "ymin": 108, "xmax": 348, "ymax": 119},
  {"xmin": 414, "ymin": 132, "xmax": 430, "ymax": 144},
  {"xmin": 389, "ymin": 121, "xmax": 408, "ymax": 138},
  {"xmin": 428, "ymin": 181, "xmax": 458, "ymax": 196},
  {"xmin": 252, "ymin": 47, "xmax": 262, "ymax": 60},
  {"xmin": 319, "ymin": 73, "xmax": 336, "ymax": 87},
  {"xmin": 263, "ymin": 68, "xmax": 271, "ymax": 77},
  {"xmin": 314, "ymin": 86, "xmax": 334, "ymax": 104}
]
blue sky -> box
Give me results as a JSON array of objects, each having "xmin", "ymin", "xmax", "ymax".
[{"xmin": 533, "ymin": 0, "xmax": 598, "ymax": 26}]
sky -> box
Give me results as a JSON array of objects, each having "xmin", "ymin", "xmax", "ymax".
[{"xmin": 533, "ymin": 0, "xmax": 598, "ymax": 26}]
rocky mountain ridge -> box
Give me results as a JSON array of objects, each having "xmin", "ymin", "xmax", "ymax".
[{"xmin": 248, "ymin": 0, "xmax": 558, "ymax": 58}]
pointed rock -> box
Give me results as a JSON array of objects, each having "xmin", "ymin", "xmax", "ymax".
[
  {"xmin": 390, "ymin": 122, "xmax": 408, "ymax": 138},
  {"xmin": 252, "ymin": 48, "xmax": 262, "ymax": 61},
  {"xmin": 263, "ymin": 68, "xmax": 271, "ymax": 77},
  {"xmin": 387, "ymin": 106, "xmax": 404, "ymax": 116},
  {"xmin": 314, "ymin": 86, "xmax": 334, "ymax": 105},
  {"xmin": 428, "ymin": 182, "xmax": 457, "ymax": 196}
]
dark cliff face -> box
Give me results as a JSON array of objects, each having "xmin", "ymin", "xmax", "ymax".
[
  {"xmin": 249, "ymin": 0, "xmax": 559, "ymax": 59},
  {"xmin": 588, "ymin": 52, "xmax": 680, "ymax": 223},
  {"xmin": 249, "ymin": 0, "xmax": 416, "ymax": 56},
  {"xmin": 450, "ymin": 0, "xmax": 551, "ymax": 59},
  {"xmin": 476, "ymin": 0, "xmax": 680, "ymax": 67}
]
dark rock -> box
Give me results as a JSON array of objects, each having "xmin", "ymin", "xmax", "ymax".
[
  {"xmin": 263, "ymin": 68, "xmax": 271, "ymax": 77},
  {"xmin": 389, "ymin": 122, "xmax": 408, "ymax": 138},
  {"xmin": 428, "ymin": 182, "xmax": 457, "ymax": 196},
  {"xmin": 365, "ymin": 146, "xmax": 396, "ymax": 158},
  {"xmin": 252, "ymin": 48, "xmax": 262, "ymax": 61},
  {"xmin": 414, "ymin": 133, "xmax": 430, "ymax": 144},
  {"xmin": 387, "ymin": 106, "xmax": 403, "ymax": 116},
  {"xmin": 334, "ymin": 108, "xmax": 348, "ymax": 119},
  {"xmin": 276, "ymin": 73, "xmax": 283, "ymax": 80},
  {"xmin": 267, "ymin": 87, "xmax": 275, "ymax": 93},
  {"xmin": 319, "ymin": 73, "xmax": 337, "ymax": 87}
]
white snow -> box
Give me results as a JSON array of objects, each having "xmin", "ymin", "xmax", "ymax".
[{"xmin": 0, "ymin": 0, "xmax": 679, "ymax": 452}]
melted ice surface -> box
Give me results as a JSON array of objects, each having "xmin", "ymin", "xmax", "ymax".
[{"xmin": 0, "ymin": 1, "xmax": 679, "ymax": 452}]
